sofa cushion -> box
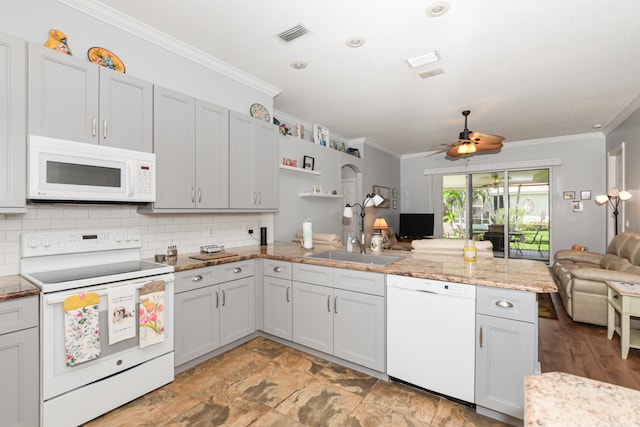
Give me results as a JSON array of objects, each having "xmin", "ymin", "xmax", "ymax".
[
  {"xmin": 600, "ymin": 253, "xmax": 632, "ymax": 271},
  {"xmin": 607, "ymin": 233, "xmax": 636, "ymax": 256}
]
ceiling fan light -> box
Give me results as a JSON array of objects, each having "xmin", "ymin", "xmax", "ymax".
[{"xmin": 458, "ymin": 144, "xmax": 476, "ymax": 154}]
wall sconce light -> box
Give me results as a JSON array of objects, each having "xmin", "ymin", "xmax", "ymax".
[
  {"xmin": 595, "ymin": 188, "xmax": 632, "ymax": 235},
  {"xmin": 343, "ymin": 193, "xmax": 385, "ymax": 252}
]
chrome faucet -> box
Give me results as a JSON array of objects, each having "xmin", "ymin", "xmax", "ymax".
[{"xmin": 352, "ymin": 235, "xmax": 366, "ymax": 254}]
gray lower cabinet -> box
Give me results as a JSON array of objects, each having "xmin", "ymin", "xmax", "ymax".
[
  {"xmin": 0, "ymin": 32, "xmax": 26, "ymax": 212},
  {"xmin": 28, "ymin": 43, "xmax": 152, "ymax": 151},
  {"xmin": 153, "ymin": 86, "xmax": 229, "ymax": 209},
  {"xmin": 290, "ymin": 264, "xmax": 385, "ymax": 371},
  {"xmin": 0, "ymin": 296, "xmax": 39, "ymax": 427},
  {"xmin": 174, "ymin": 262, "xmax": 255, "ymax": 367},
  {"xmin": 229, "ymin": 111, "xmax": 278, "ymax": 210},
  {"xmin": 475, "ymin": 286, "xmax": 537, "ymax": 420},
  {"xmin": 263, "ymin": 260, "xmax": 293, "ymax": 340}
]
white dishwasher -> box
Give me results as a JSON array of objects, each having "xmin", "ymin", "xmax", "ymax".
[{"xmin": 387, "ymin": 274, "xmax": 476, "ymax": 404}]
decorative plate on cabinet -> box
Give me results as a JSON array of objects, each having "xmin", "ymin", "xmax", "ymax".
[
  {"xmin": 87, "ymin": 47, "xmax": 126, "ymax": 73},
  {"xmin": 250, "ymin": 103, "xmax": 270, "ymax": 122}
]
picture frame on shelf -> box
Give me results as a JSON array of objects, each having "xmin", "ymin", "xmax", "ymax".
[
  {"xmin": 337, "ymin": 142, "xmax": 346, "ymax": 152},
  {"xmin": 312, "ymin": 124, "xmax": 330, "ymax": 146},
  {"xmin": 563, "ymin": 191, "xmax": 575, "ymax": 200},
  {"xmin": 303, "ymin": 155, "xmax": 315, "ymax": 171},
  {"xmin": 373, "ymin": 185, "xmax": 391, "ymax": 208},
  {"xmin": 580, "ymin": 190, "xmax": 591, "ymax": 200}
]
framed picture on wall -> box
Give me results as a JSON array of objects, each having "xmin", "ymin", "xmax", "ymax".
[
  {"xmin": 572, "ymin": 201, "xmax": 583, "ymax": 212},
  {"xmin": 563, "ymin": 191, "xmax": 575, "ymax": 200},
  {"xmin": 580, "ymin": 190, "xmax": 591, "ymax": 200}
]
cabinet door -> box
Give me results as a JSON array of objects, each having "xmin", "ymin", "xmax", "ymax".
[
  {"xmin": 99, "ymin": 68, "xmax": 152, "ymax": 152},
  {"xmin": 195, "ymin": 100, "xmax": 229, "ymax": 208},
  {"xmin": 263, "ymin": 276, "xmax": 292, "ymax": 340},
  {"xmin": 220, "ymin": 276, "xmax": 255, "ymax": 346},
  {"xmin": 174, "ymin": 285, "xmax": 220, "ymax": 366},
  {"xmin": 0, "ymin": 328, "xmax": 39, "ymax": 427},
  {"xmin": 254, "ymin": 120, "xmax": 278, "ymax": 209},
  {"xmin": 475, "ymin": 313, "xmax": 535, "ymax": 419},
  {"xmin": 153, "ymin": 86, "xmax": 196, "ymax": 208},
  {"xmin": 229, "ymin": 111, "xmax": 256, "ymax": 208},
  {"xmin": 333, "ymin": 289, "xmax": 385, "ymax": 371},
  {"xmin": 0, "ymin": 32, "xmax": 26, "ymax": 211},
  {"xmin": 28, "ymin": 43, "xmax": 99, "ymax": 144},
  {"xmin": 292, "ymin": 281, "xmax": 333, "ymax": 354}
]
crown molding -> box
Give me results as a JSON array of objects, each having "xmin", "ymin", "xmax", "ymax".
[
  {"xmin": 58, "ymin": 0, "xmax": 281, "ymax": 97},
  {"xmin": 602, "ymin": 93, "xmax": 640, "ymax": 135}
]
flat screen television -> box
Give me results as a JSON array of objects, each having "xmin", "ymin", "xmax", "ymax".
[{"xmin": 399, "ymin": 213, "xmax": 435, "ymax": 239}]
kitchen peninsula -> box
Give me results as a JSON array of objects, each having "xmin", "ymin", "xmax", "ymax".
[{"xmin": 166, "ymin": 242, "xmax": 557, "ymax": 293}]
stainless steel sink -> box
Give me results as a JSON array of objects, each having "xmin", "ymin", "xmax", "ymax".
[{"xmin": 305, "ymin": 250, "xmax": 404, "ymax": 266}]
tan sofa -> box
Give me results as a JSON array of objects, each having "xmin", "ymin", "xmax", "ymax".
[{"xmin": 551, "ymin": 232, "xmax": 640, "ymax": 326}]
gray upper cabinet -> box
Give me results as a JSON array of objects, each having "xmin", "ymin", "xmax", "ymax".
[
  {"xmin": 229, "ymin": 111, "xmax": 278, "ymax": 210},
  {"xmin": 28, "ymin": 43, "xmax": 152, "ymax": 151},
  {"xmin": 0, "ymin": 32, "xmax": 26, "ymax": 212},
  {"xmin": 153, "ymin": 86, "xmax": 229, "ymax": 209}
]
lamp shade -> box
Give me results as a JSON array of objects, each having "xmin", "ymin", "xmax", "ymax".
[
  {"xmin": 594, "ymin": 194, "xmax": 610, "ymax": 205},
  {"xmin": 619, "ymin": 190, "xmax": 632, "ymax": 201},
  {"xmin": 373, "ymin": 217, "xmax": 389, "ymax": 230},
  {"xmin": 365, "ymin": 193, "xmax": 385, "ymax": 207},
  {"xmin": 343, "ymin": 205, "xmax": 354, "ymax": 218}
]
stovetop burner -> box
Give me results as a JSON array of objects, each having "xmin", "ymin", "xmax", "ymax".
[{"xmin": 28, "ymin": 260, "xmax": 168, "ymax": 285}]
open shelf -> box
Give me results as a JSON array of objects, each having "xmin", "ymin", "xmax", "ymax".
[
  {"xmin": 279, "ymin": 164, "xmax": 321, "ymax": 176},
  {"xmin": 299, "ymin": 193, "xmax": 343, "ymax": 198}
]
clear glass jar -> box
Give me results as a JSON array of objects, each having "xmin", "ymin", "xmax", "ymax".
[{"xmin": 346, "ymin": 233, "xmax": 354, "ymax": 252}]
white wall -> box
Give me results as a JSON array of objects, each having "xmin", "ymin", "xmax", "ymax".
[
  {"xmin": 275, "ymin": 133, "xmax": 363, "ymax": 242},
  {"xmin": 606, "ymin": 103, "xmax": 640, "ymax": 235},
  {"xmin": 401, "ymin": 133, "xmax": 607, "ymax": 254}
]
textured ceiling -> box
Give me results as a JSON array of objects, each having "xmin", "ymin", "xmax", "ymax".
[{"xmin": 99, "ymin": 0, "xmax": 640, "ymax": 155}]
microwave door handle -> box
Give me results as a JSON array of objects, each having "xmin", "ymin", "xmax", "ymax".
[{"xmin": 127, "ymin": 164, "xmax": 134, "ymax": 198}]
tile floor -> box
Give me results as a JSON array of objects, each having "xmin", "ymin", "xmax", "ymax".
[{"xmin": 83, "ymin": 337, "xmax": 511, "ymax": 427}]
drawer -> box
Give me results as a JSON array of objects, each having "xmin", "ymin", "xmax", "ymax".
[
  {"xmin": 0, "ymin": 295, "xmax": 39, "ymax": 335},
  {"xmin": 477, "ymin": 286, "xmax": 537, "ymax": 323},
  {"xmin": 175, "ymin": 266, "xmax": 219, "ymax": 294},
  {"xmin": 334, "ymin": 268, "xmax": 384, "ymax": 296},
  {"xmin": 263, "ymin": 260, "xmax": 292, "ymax": 280},
  {"xmin": 293, "ymin": 263, "xmax": 333, "ymax": 287},
  {"xmin": 219, "ymin": 260, "xmax": 255, "ymax": 283}
]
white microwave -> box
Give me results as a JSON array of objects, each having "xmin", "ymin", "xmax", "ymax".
[{"xmin": 28, "ymin": 135, "xmax": 156, "ymax": 203}]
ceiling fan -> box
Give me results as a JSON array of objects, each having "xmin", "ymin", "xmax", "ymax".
[{"xmin": 441, "ymin": 110, "xmax": 505, "ymax": 158}]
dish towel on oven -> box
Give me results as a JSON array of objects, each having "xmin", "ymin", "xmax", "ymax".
[
  {"xmin": 63, "ymin": 292, "xmax": 101, "ymax": 366},
  {"xmin": 139, "ymin": 280, "xmax": 166, "ymax": 349},
  {"xmin": 107, "ymin": 284, "xmax": 137, "ymax": 345}
]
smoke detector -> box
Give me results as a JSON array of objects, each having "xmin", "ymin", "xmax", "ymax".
[{"xmin": 426, "ymin": 2, "xmax": 450, "ymax": 17}]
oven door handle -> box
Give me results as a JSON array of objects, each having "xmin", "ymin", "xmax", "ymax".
[{"xmin": 44, "ymin": 277, "xmax": 172, "ymax": 305}]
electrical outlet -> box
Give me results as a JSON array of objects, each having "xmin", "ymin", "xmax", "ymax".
[{"xmin": 245, "ymin": 224, "xmax": 256, "ymax": 234}]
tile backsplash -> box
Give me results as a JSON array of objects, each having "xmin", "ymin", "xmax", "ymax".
[{"xmin": 0, "ymin": 204, "xmax": 274, "ymax": 276}]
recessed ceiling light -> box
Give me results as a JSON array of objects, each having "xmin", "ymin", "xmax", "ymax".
[
  {"xmin": 426, "ymin": 1, "xmax": 450, "ymax": 17},
  {"xmin": 290, "ymin": 61, "xmax": 308, "ymax": 70},
  {"xmin": 346, "ymin": 37, "xmax": 365, "ymax": 48},
  {"xmin": 406, "ymin": 50, "xmax": 440, "ymax": 68},
  {"xmin": 593, "ymin": 124, "xmax": 603, "ymax": 129}
]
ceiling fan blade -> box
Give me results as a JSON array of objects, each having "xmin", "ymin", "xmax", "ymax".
[
  {"xmin": 475, "ymin": 142, "xmax": 504, "ymax": 151},
  {"xmin": 467, "ymin": 132, "xmax": 505, "ymax": 144}
]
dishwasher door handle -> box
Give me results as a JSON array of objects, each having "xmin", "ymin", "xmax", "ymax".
[{"xmin": 416, "ymin": 289, "xmax": 438, "ymax": 295}]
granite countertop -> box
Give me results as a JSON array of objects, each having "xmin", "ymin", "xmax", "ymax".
[
  {"xmin": 525, "ymin": 372, "xmax": 640, "ymax": 426},
  {"xmin": 0, "ymin": 275, "xmax": 40, "ymax": 301},
  {"xmin": 159, "ymin": 242, "xmax": 557, "ymax": 293}
]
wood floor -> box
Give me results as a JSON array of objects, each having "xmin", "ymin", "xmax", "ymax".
[{"xmin": 539, "ymin": 292, "xmax": 640, "ymax": 390}]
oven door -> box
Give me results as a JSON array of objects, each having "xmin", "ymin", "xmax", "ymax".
[{"xmin": 41, "ymin": 274, "xmax": 174, "ymax": 401}]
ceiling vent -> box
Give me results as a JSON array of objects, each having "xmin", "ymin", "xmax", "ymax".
[
  {"xmin": 277, "ymin": 24, "xmax": 310, "ymax": 43},
  {"xmin": 418, "ymin": 67, "xmax": 445, "ymax": 79}
]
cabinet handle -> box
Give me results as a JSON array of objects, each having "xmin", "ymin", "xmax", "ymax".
[
  {"xmin": 254, "ymin": 191, "xmax": 257, "ymax": 204},
  {"xmin": 222, "ymin": 290, "xmax": 226, "ymax": 306},
  {"xmin": 233, "ymin": 267, "xmax": 242, "ymax": 273},
  {"xmin": 273, "ymin": 266, "xmax": 281, "ymax": 273},
  {"xmin": 192, "ymin": 275, "xmax": 203, "ymax": 282},
  {"xmin": 103, "ymin": 119, "xmax": 107, "ymax": 139},
  {"xmin": 215, "ymin": 291, "xmax": 219, "ymax": 308},
  {"xmin": 286, "ymin": 286, "xmax": 290, "ymax": 303},
  {"xmin": 258, "ymin": 192, "xmax": 262, "ymax": 204},
  {"xmin": 495, "ymin": 300, "xmax": 514, "ymax": 308},
  {"xmin": 327, "ymin": 295, "xmax": 332, "ymax": 312},
  {"xmin": 198, "ymin": 187, "xmax": 202, "ymax": 203},
  {"xmin": 191, "ymin": 187, "xmax": 195, "ymax": 203},
  {"xmin": 614, "ymin": 294, "xmax": 619, "ymax": 300},
  {"xmin": 92, "ymin": 117, "xmax": 97, "ymax": 137},
  {"xmin": 334, "ymin": 296, "xmax": 338, "ymax": 314},
  {"xmin": 479, "ymin": 325, "xmax": 483, "ymax": 348}
]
